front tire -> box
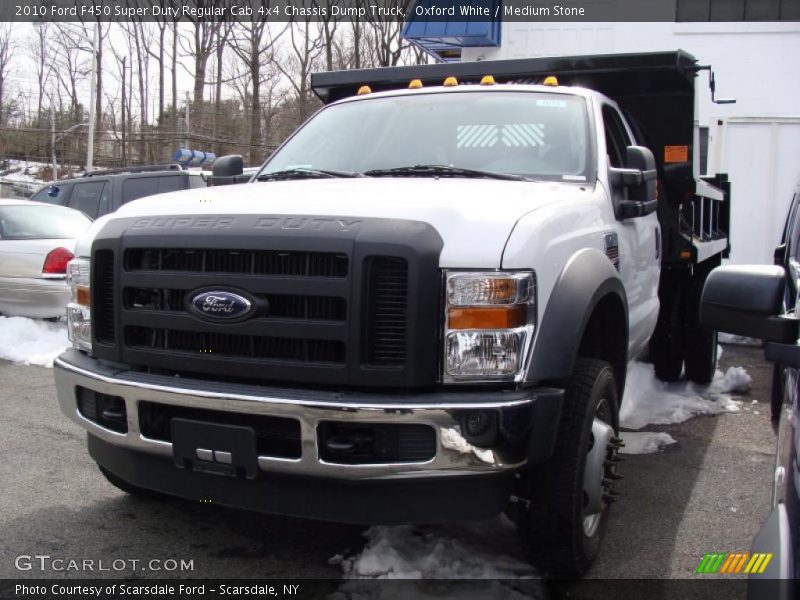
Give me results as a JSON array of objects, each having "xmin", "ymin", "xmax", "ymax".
[{"xmin": 517, "ymin": 358, "xmax": 621, "ymax": 576}]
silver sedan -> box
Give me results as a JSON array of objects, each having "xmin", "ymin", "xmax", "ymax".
[{"xmin": 0, "ymin": 199, "xmax": 92, "ymax": 319}]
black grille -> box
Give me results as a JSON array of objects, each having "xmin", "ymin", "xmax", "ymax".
[
  {"xmin": 138, "ymin": 401, "xmax": 301, "ymax": 459},
  {"xmin": 89, "ymin": 215, "xmax": 443, "ymax": 389},
  {"xmin": 364, "ymin": 257, "xmax": 408, "ymax": 366},
  {"xmin": 93, "ymin": 249, "xmax": 116, "ymax": 343},
  {"xmin": 125, "ymin": 248, "xmax": 348, "ymax": 277},
  {"xmin": 123, "ymin": 287, "xmax": 346, "ymax": 321},
  {"xmin": 125, "ymin": 326, "xmax": 346, "ymax": 364}
]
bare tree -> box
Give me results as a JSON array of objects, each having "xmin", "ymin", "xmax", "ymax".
[
  {"xmin": 130, "ymin": 21, "xmax": 152, "ymax": 161},
  {"xmin": 53, "ymin": 24, "xmax": 91, "ymax": 122},
  {"xmin": 366, "ymin": 1, "xmax": 416, "ymax": 67},
  {"xmin": 28, "ymin": 23, "xmax": 52, "ymax": 125},
  {"xmin": 0, "ymin": 24, "xmax": 13, "ymax": 126},
  {"xmin": 277, "ymin": 19, "xmax": 326, "ymax": 127},
  {"xmin": 109, "ymin": 35, "xmax": 132, "ymax": 165},
  {"xmin": 229, "ymin": 21, "xmax": 286, "ymax": 164},
  {"xmin": 143, "ymin": 20, "xmax": 168, "ymax": 122},
  {"xmin": 179, "ymin": 11, "xmax": 224, "ymax": 106},
  {"xmin": 211, "ymin": 21, "xmax": 233, "ymax": 154},
  {"xmin": 170, "ymin": 22, "xmax": 178, "ymax": 117}
]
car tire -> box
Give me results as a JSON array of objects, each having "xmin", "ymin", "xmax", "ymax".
[
  {"xmin": 98, "ymin": 465, "xmax": 164, "ymax": 500},
  {"xmin": 684, "ymin": 279, "xmax": 718, "ymax": 384},
  {"xmin": 517, "ymin": 358, "xmax": 621, "ymax": 576},
  {"xmin": 651, "ymin": 290, "xmax": 684, "ymax": 382}
]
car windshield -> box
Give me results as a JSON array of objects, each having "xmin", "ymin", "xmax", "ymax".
[
  {"xmin": 259, "ymin": 91, "xmax": 591, "ymax": 182},
  {"xmin": 0, "ymin": 204, "xmax": 91, "ymax": 240}
]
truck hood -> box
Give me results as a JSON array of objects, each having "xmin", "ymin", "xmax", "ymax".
[{"xmin": 82, "ymin": 178, "xmax": 589, "ymax": 267}]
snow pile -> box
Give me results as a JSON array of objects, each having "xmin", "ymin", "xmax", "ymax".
[
  {"xmin": 718, "ymin": 333, "xmax": 762, "ymax": 347},
  {"xmin": 0, "ymin": 316, "xmax": 69, "ymax": 367},
  {"xmin": 331, "ymin": 518, "xmax": 542, "ymax": 599},
  {"xmin": 338, "ymin": 518, "xmax": 535, "ymax": 579},
  {"xmin": 619, "ymin": 362, "xmax": 750, "ymax": 430},
  {"xmin": 620, "ymin": 432, "xmax": 677, "ymax": 454},
  {"xmin": 440, "ymin": 426, "xmax": 495, "ymax": 464}
]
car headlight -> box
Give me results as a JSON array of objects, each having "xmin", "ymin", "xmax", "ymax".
[
  {"xmin": 66, "ymin": 258, "xmax": 92, "ymax": 352},
  {"xmin": 444, "ymin": 271, "xmax": 535, "ymax": 382}
]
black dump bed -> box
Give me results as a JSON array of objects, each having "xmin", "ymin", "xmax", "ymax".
[{"xmin": 312, "ymin": 51, "xmax": 729, "ymax": 265}]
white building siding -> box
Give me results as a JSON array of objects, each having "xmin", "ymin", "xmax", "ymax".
[{"xmin": 462, "ymin": 21, "xmax": 800, "ymax": 263}]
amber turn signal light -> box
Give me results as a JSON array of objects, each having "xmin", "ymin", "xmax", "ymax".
[
  {"xmin": 75, "ymin": 287, "xmax": 91, "ymax": 307},
  {"xmin": 448, "ymin": 306, "xmax": 526, "ymax": 329}
]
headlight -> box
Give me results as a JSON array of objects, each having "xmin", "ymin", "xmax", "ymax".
[
  {"xmin": 66, "ymin": 258, "xmax": 92, "ymax": 352},
  {"xmin": 444, "ymin": 271, "xmax": 535, "ymax": 382}
]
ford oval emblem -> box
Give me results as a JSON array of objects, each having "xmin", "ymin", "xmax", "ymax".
[{"xmin": 188, "ymin": 290, "xmax": 254, "ymax": 322}]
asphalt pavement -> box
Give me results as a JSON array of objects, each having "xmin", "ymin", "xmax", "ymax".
[{"xmin": 0, "ymin": 344, "xmax": 776, "ymax": 588}]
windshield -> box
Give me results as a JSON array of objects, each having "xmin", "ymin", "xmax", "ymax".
[
  {"xmin": 0, "ymin": 204, "xmax": 91, "ymax": 240},
  {"xmin": 259, "ymin": 91, "xmax": 591, "ymax": 181}
]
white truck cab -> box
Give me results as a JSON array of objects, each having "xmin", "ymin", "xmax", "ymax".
[{"xmin": 54, "ymin": 51, "xmax": 730, "ymax": 576}]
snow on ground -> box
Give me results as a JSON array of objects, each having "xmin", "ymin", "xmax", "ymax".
[
  {"xmin": 330, "ymin": 517, "xmax": 543, "ymax": 599},
  {"xmin": 719, "ymin": 333, "xmax": 762, "ymax": 347},
  {"xmin": 619, "ymin": 362, "xmax": 751, "ymax": 430},
  {"xmin": 620, "ymin": 431, "xmax": 677, "ymax": 454},
  {"xmin": 0, "ymin": 316, "xmax": 69, "ymax": 367},
  {"xmin": 1, "ymin": 159, "xmax": 48, "ymax": 183}
]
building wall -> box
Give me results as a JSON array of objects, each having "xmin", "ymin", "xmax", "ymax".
[{"xmin": 462, "ymin": 21, "xmax": 800, "ymax": 264}]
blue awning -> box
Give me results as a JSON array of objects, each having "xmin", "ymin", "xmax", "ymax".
[{"xmin": 402, "ymin": 0, "xmax": 502, "ymax": 62}]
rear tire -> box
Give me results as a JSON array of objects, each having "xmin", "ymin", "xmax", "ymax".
[
  {"xmin": 684, "ymin": 279, "xmax": 718, "ymax": 384},
  {"xmin": 651, "ymin": 290, "xmax": 684, "ymax": 382},
  {"xmin": 517, "ymin": 358, "xmax": 620, "ymax": 576}
]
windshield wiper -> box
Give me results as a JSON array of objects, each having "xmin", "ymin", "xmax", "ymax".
[
  {"xmin": 364, "ymin": 164, "xmax": 530, "ymax": 181},
  {"xmin": 256, "ymin": 167, "xmax": 362, "ymax": 181}
]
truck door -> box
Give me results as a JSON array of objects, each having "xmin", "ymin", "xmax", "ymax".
[{"xmin": 602, "ymin": 104, "xmax": 661, "ymax": 358}]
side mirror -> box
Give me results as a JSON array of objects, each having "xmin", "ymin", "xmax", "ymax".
[
  {"xmin": 48, "ymin": 185, "xmax": 59, "ymax": 197},
  {"xmin": 611, "ymin": 146, "xmax": 658, "ymax": 219},
  {"xmin": 210, "ymin": 155, "xmax": 244, "ymax": 186},
  {"xmin": 700, "ymin": 265, "xmax": 798, "ymax": 343}
]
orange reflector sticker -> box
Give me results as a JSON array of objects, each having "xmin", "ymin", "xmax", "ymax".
[
  {"xmin": 449, "ymin": 306, "xmax": 526, "ymax": 329},
  {"xmin": 665, "ymin": 145, "xmax": 689, "ymax": 163}
]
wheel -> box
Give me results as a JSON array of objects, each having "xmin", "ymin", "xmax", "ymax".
[
  {"xmin": 651, "ymin": 290, "xmax": 684, "ymax": 382},
  {"xmin": 770, "ymin": 364, "xmax": 784, "ymax": 432},
  {"xmin": 517, "ymin": 358, "xmax": 622, "ymax": 576},
  {"xmin": 684, "ymin": 279, "xmax": 718, "ymax": 384},
  {"xmin": 98, "ymin": 465, "xmax": 164, "ymax": 500},
  {"xmin": 684, "ymin": 328, "xmax": 717, "ymax": 384}
]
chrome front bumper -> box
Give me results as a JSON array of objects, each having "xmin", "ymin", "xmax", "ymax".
[{"xmin": 54, "ymin": 350, "xmax": 562, "ymax": 480}]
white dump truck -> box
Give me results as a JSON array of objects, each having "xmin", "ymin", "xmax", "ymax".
[{"xmin": 54, "ymin": 51, "xmax": 730, "ymax": 575}]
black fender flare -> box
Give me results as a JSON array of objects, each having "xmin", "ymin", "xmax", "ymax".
[{"xmin": 527, "ymin": 248, "xmax": 628, "ymax": 389}]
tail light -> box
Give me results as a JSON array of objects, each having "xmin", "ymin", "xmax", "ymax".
[{"xmin": 42, "ymin": 247, "xmax": 75, "ymax": 277}]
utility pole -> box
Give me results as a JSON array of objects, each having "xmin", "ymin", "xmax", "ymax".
[
  {"xmin": 51, "ymin": 108, "xmax": 57, "ymax": 182},
  {"xmin": 86, "ymin": 22, "xmax": 99, "ymax": 172}
]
